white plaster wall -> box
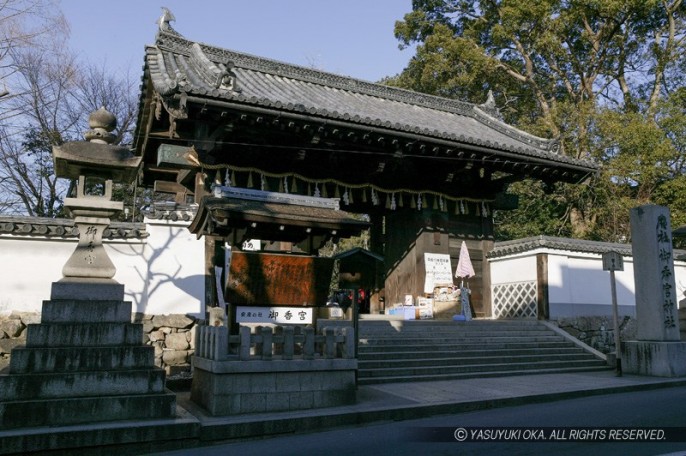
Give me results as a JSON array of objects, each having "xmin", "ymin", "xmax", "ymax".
[
  {"xmin": 547, "ymin": 253, "xmax": 637, "ymax": 317},
  {"xmin": 490, "ymin": 248, "xmax": 686, "ymax": 318},
  {"xmin": 117, "ymin": 218, "xmax": 205, "ymax": 316},
  {"xmin": 0, "ymin": 236, "xmax": 74, "ymax": 314},
  {"xmin": 0, "ymin": 219, "xmax": 205, "ymax": 317},
  {"xmin": 489, "ymin": 254, "xmax": 537, "ymax": 285},
  {"xmin": 674, "ymin": 261, "xmax": 686, "ymax": 309},
  {"xmin": 547, "ymin": 254, "xmax": 635, "ymax": 306}
]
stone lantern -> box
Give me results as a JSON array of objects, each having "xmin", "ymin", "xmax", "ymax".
[
  {"xmin": 0, "ymin": 109, "xmax": 175, "ymax": 435},
  {"xmin": 51, "ymin": 107, "xmax": 141, "ymax": 299}
]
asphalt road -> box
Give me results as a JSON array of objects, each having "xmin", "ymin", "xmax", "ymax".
[{"xmin": 153, "ymin": 385, "xmax": 686, "ymax": 456}]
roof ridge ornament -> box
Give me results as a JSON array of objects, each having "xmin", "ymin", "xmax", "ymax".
[
  {"xmin": 157, "ymin": 7, "xmax": 176, "ymax": 32},
  {"xmin": 478, "ymin": 90, "xmax": 501, "ymax": 119},
  {"xmin": 189, "ymin": 43, "xmax": 238, "ymax": 91}
]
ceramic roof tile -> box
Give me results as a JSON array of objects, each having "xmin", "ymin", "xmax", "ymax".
[
  {"xmin": 488, "ymin": 235, "xmax": 686, "ymax": 259},
  {"xmin": 144, "ymin": 30, "xmax": 597, "ymax": 173}
]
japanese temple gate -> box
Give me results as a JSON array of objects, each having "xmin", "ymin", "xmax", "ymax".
[{"xmin": 134, "ymin": 17, "xmax": 598, "ymax": 316}]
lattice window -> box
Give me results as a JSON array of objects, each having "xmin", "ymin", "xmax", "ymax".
[{"xmin": 492, "ymin": 281, "xmax": 538, "ymax": 319}]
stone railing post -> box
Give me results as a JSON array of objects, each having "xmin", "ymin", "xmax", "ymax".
[
  {"xmin": 324, "ymin": 327, "xmax": 335, "ymax": 359},
  {"xmin": 273, "ymin": 325, "xmax": 283, "ymax": 355},
  {"xmin": 213, "ymin": 326, "xmax": 228, "ymax": 360},
  {"xmin": 254, "ymin": 325, "xmax": 263, "ymax": 356},
  {"xmin": 261, "ymin": 326, "xmax": 273, "ymax": 360},
  {"xmin": 283, "ymin": 326, "xmax": 294, "ymax": 360},
  {"xmin": 303, "ymin": 326, "xmax": 315, "ymax": 360},
  {"xmin": 294, "ymin": 326, "xmax": 303, "ymax": 355},
  {"xmin": 239, "ymin": 325, "xmax": 251, "ymax": 360},
  {"xmin": 342, "ymin": 327, "xmax": 355, "ymax": 359},
  {"xmin": 195, "ymin": 326, "xmax": 206, "ymax": 358}
]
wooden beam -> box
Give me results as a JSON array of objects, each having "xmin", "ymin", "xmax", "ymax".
[
  {"xmin": 157, "ymin": 144, "xmax": 199, "ymax": 168},
  {"xmin": 145, "ymin": 165, "xmax": 177, "ymax": 174},
  {"xmin": 154, "ymin": 180, "xmax": 194, "ymax": 195},
  {"xmin": 176, "ymin": 169, "xmax": 194, "ymax": 185}
]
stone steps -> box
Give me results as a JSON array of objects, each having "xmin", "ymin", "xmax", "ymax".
[
  {"xmin": 360, "ymin": 335, "xmax": 565, "ymax": 345},
  {"xmin": 357, "ymin": 319, "xmax": 609, "ymax": 384},
  {"xmin": 358, "ymin": 349, "xmax": 592, "ymax": 364},
  {"xmin": 359, "ymin": 320, "xmax": 542, "ymax": 331},
  {"xmin": 359, "ymin": 357, "xmax": 606, "ymax": 377},
  {"xmin": 358, "ymin": 341, "xmax": 577, "ymax": 352},
  {"xmin": 358, "ymin": 365, "xmax": 610, "ymax": 385}
]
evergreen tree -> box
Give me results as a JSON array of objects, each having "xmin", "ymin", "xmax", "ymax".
[{"xmin": 393, "ymin": 0, "xmax": 686, "ymax": 241}]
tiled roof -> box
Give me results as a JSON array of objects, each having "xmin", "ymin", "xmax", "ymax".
[
  {"xmin": 145, "ymin": 202, "xmax": 198, "ymax": 222},
  {"xmin": 0, "ymin": 216, "xmax": 148, "ymax": 240},
  {"xmin": 202, "ymin": 197, "xmax": 368, "ymax": 228},
  {"xmin": 488, "ymin": 235, "xmax": 686, "ymax": 259},
  {"xmin": 141, "ymin": 27, "xmax": 597, "ymax": 175},
  {"xmin": 188, "ymin": 191, "xmax": 369, "ymax": 240}
]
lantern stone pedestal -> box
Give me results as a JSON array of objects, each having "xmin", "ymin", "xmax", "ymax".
[{"xmin": 0, "ymin": 109, "xmax": 191, "ymax": 452}]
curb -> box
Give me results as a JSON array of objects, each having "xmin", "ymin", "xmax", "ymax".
[{"xmin": 186, "ymin": 377, "xmax": 686, "ymax": 443}]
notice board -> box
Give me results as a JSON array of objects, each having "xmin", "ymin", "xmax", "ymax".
[{"xmin": 226, "ymin": 252, "xmax": 334, "ymax": 306}]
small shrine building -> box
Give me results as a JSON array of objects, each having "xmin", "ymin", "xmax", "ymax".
[{"xmin": 133, "ymin": 17, "xmax": 598, "ymax": 317}]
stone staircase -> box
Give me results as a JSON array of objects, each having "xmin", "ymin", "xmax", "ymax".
[{"xmin": 357, "ymin": 319, "xmax": 610, "ymax": 385}]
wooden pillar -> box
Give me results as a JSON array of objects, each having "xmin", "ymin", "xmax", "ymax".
[
  {"xmin": 368, "ymin": 213, "xmax": 384, "ymax": 257},
  {"xmin": 480, "ymin": 239, "xmax": 494, "ymax": 318},
  {"xmin": 536, "ymin": 253, "xmax": 549, "ymax": 320},
  {"xmin": 204, "ymin": 237, "xmax": 219, "ymax": 310}
]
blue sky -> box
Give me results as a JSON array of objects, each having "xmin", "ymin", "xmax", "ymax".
[{"xmin": 60, "ymin": 0, "xmax": 416, "ymax": 82}]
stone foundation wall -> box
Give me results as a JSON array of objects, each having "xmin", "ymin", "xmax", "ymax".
[
  {"xmin": 553, "ymin": 316, "xmax": 637, "ymax": 354},
  {"xmin": 0, "ymin": 312, "xmax": 198, "ymax": 375},
  {"xmin": 191, "ymin": 358, "xmax": 357, "ymax": 415}
]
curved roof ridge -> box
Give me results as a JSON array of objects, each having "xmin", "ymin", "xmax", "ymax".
[{"xmin": 153, "ymin": 29, "xmax": 562, "ymax": 152}]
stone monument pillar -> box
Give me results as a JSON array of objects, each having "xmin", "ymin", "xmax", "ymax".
[
  {"xmin": 0, "ymin": 108, "xmax": 177, "ymax": 433},
  {"xmin": 622, "ymin": 204, "xmax": 686, "ymax": 376}
]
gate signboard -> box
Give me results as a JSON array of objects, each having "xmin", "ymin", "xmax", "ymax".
[
  {"xmin": 226, "ymin": 251, "xmax": 334, "ymax": 306},
  {"xmin": 236, "ymin": 306, "xmax": 314, "ymax": 324}
]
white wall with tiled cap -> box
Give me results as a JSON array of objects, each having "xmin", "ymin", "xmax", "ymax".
[
  {"xmin": 490, "ymin": 243, "xmax": 686, "ymax": 318},
  {"xmin": 0, "ymin": 217, "xmax": 205, "ymax": 317}
]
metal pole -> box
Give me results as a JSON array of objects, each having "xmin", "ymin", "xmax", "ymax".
[{"xmin": 610, "ymin": 269, "xmax": 622, "ymax": 376}]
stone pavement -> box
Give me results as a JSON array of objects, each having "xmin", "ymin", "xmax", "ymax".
[
  {"xmin": 175, "ymin": 370, "xmax": 686, "ymax": 443},
  {"xmin": 3, "ymin": 370, "xmax": 686, "ymax": 454}
]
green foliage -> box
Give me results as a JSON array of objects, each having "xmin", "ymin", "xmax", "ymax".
[
  {"xmin": 493, "ymin": 180, "xmax": 571, "ymax": 240},
  {"xmin": 394, "ymin": 0, "xmax": 686, "ymax": 242}
]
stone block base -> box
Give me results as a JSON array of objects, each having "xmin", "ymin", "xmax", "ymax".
[
  {"xmin": 51, "ymin": 278, "xmax": 124, "ymax": 301},
  {"xmin": 622, "ymin": 340, "xmax": 686, "ymax": 377},
  {"xmin": 191, "ymin": 357, "xmax": 357, "ymax": 415},
  {"xmin": 0, "ymin": 287, "xmax": 176, "ymax": 430},
  {"xmin": 0, "ymin": 407, "xmax": 198, "ymax": 454}
]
